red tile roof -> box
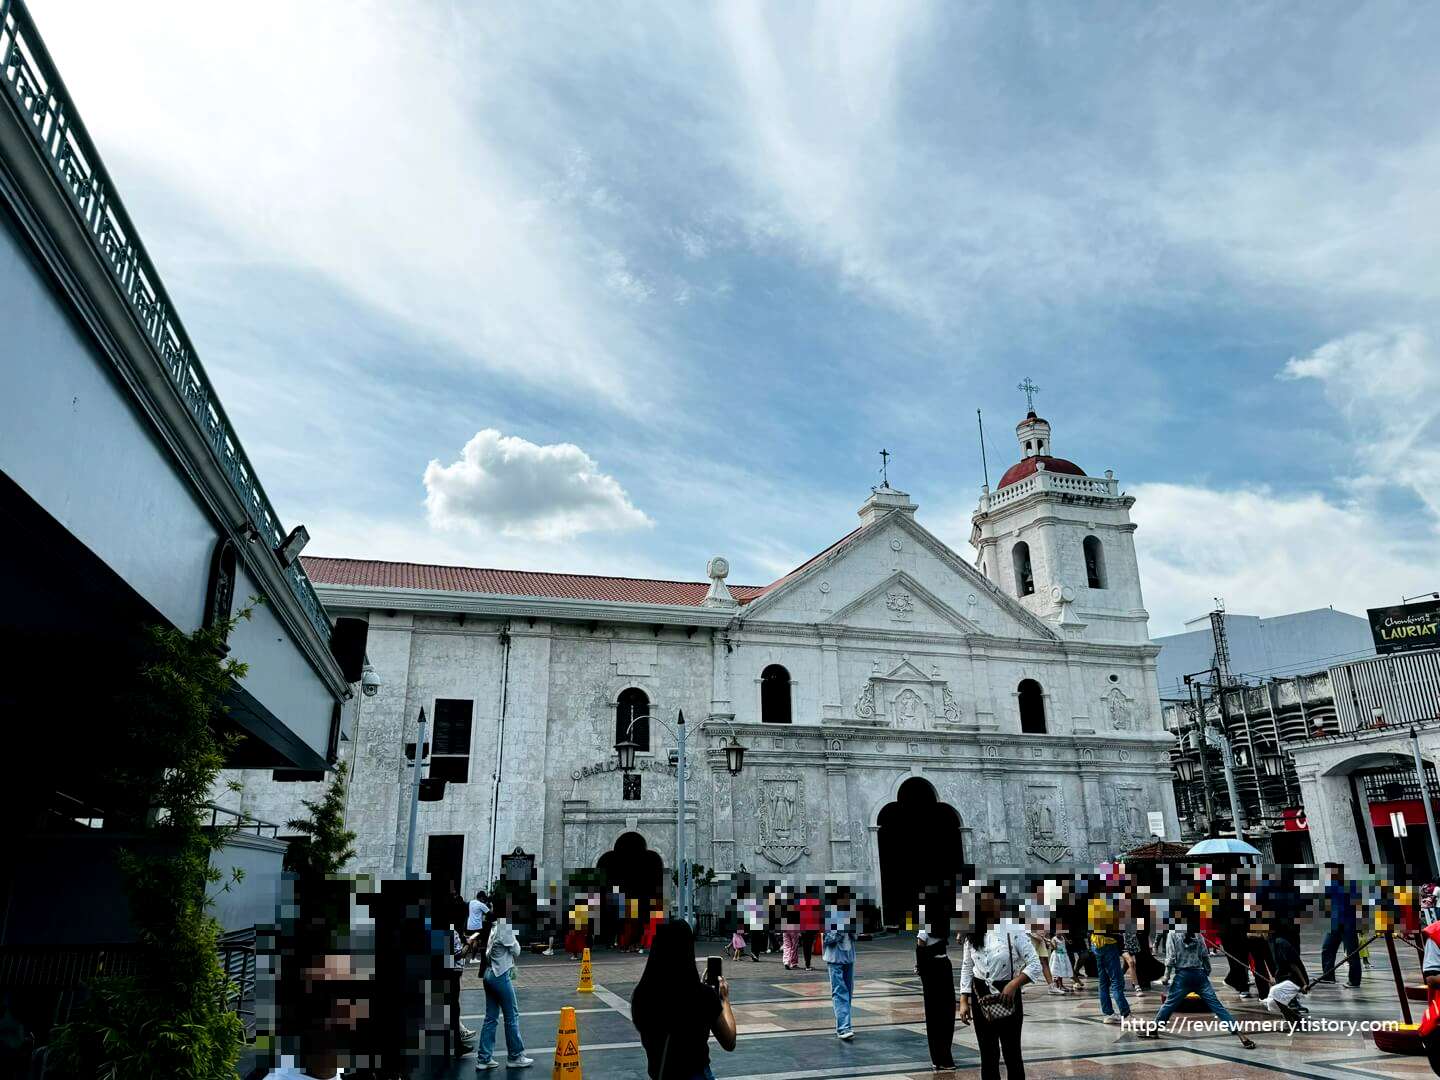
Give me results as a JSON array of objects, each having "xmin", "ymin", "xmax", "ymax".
[
  {"xmin": 744, "ymin": 524, "xmax": 869, "ymax": 601},
  {"xmin": 997, "ymin": 455, "xmax": 1087, "ymax": 489},
  {"xmin": 302, "ymin": 556, "xmax": 768, "ymax": 607}
]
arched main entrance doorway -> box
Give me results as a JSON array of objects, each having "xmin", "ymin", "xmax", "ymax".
[
  {"xmin": 878, "ymin": 778, "xmax": 964, "ymax": 931},
  {"xmin": 596, "ymin": 832, "xmax": 665, "ymax": 944}
]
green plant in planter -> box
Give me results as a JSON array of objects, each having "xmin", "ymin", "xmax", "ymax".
[
  {"xmin": 283, "ymin": 760, "xmax": 357, "ymax": 878},
  {"xmin": 47, "ymin": 605, "xmax": 258, "ymax": 1080}
]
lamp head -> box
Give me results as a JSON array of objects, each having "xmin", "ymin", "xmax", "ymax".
[{"xmin": 725, "ymin": 735, "xmax": 746, "ymax": 776}]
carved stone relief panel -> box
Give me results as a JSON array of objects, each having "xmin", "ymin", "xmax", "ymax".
[
  {"xmin": 753, "ymin": 774, "xmax": 811, "ymax": 868},
  {"xmin": 1105, "ymin": 687, "xmax": 1134, "ymax": 731},
  {"xmin": 1109, "ymin": 782, "xmax": 1149, "ymax": 852},
  {"xmin": 1024, "ymin": 784, "xmax": 1072, "ymax": 864}
]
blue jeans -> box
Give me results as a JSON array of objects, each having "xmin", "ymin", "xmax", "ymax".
[
  {"xmin": 828, "ymin": 961, "xmax": 854, "ymax": 1034},
  {"xmin": 1095, "ymin": 943, "xmax": 1130, "ymax": 1017},
  {"xmin": 479, "ymin": 969, "xmax": 525, "ymax": 1062},
  {"xmin": 1320, "ymin": 924, "xmax": 1361, "ymax": 985},
  {"xmin": 1153, "ymin": 968, "xmax": 1238, "ymax": 1031}
]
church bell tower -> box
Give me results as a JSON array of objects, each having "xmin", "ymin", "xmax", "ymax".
[{"xmin": 970, "ymin": 387, "xmax": 1150, "ymax": 644}]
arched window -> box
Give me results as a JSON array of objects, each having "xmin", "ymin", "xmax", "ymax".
[
  {"xmin": 1011, "ymin": 541, "xmax": 1034, "ymax": 596},
  {"xmin": 1018, "ymin": 679, "xmax": 1046, "ymax": 734},
  {"xmin": 617, "ymin": 687, "xmax": 650, "ymax": 753},
  {"xmin": 1083, "ymin": 535, "xmax": 1106, "ymax": 589},
  {"xmin": 761, "ymin": 664, "xmax": 792, "ymax": 724}
]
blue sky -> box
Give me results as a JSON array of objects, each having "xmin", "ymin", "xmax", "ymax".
[{"xmin": 36, "ymin": 0, "xmax": 1440, "ymax": 636}]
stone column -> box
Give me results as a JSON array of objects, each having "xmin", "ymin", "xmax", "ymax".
[
  {"xmin": 710, "ymin": 629, "xmax": 732, "ymax": 715},
  {"xmin": 1064, "ymin": 657, "xmax": 1092, "ymax": 736},
  {"xmin": 1292, "ymin": 764, "xmax": 1351, "ymax": 866},
  {"xmin": 1037, "ymin": 520, "xmax": 1062, "ymax": 595},
  {"xmin": 492, "ymin": 623, "xmax": 552, "ymax": 870},
  {"xmin": 971, "ymin": 652, "xmax": 999, "ymax": 731},
  {"xmin": 827, "ymin": 765, "xmax": 852, "ymax": 869},
  {"xmin": 711, "ymin": 762, "xmax": 736, "ymax": 872},
  {"xmin": 1079, "ymin": 766, "xmax": 1109, "ymax": 860},
  {"xmin": 984, "ymin": 768, "xmax": 1010, "ymax": 863},
  {"xmin": 821, "ymin": 634, "xmax": 843, "ymax": 721}
]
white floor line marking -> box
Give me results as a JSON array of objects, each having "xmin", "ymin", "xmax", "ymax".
[{"xmin": 588, "ymin": 980, "xmax": 633, "ymax": 1020}]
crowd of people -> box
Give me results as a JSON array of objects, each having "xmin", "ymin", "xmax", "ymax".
[
  {"xmin": 259, "ymin": 864, "xmax": 1429, "ymax": 1079},
  {"xmin": 629, "ymin": 860, "xmax": 1423, "ymax": 1080}
]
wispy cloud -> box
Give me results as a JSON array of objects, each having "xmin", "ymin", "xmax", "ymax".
[{"xmin": 1281, "ymin": 327, "xmax": 1440, "ymax": 517}]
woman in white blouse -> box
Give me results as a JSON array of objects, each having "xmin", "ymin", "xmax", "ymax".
[{"xmin": 958, "ymin": 886, "xmax": 1044, "ymax": 1080}]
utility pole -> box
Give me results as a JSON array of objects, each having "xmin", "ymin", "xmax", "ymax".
[{"xmin": 1189, "ymin": 680, "xmax": 1218, "ymax": 835}]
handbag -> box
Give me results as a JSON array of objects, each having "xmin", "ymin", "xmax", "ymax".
[{"xmin": 974, "ymin": 934, "xmax": 1018, "ymax": 1022}]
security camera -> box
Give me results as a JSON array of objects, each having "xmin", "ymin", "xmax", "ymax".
[{"xmin": 360, "ymin": 664, "xmax": 382, "ymax": 698}]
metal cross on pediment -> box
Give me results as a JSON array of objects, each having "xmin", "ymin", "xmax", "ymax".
[
  {"xmin": 1017, "ymin": 378, "xmax": 1041, "ymax": 411},
  {"xmin": 879, "ymin": 448, "xmax": 890, "ymax": 487}
]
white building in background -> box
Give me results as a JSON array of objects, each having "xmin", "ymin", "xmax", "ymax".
[
  {"xmin": 1153, "ymin": 608, "xmax": 1374, "ymax": 700},
  {"xmin": 1163, "ymin": 647, "xmax": 1440, "ymax": 872},
  {"xmin": 226, "ymin": 409, "xmax": 1179, "ymax": 921}
]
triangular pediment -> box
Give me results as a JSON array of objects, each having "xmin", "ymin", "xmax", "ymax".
[
  {"xmin": 879, "ymin": 656, "xmax": 932, "ymax": 682},
  {"xmin": 740, "ymin": 513, "xmax": 1060, "ymax": 642},
  {"xmin": 825, "ymin": 572, "xmax": 981, "ymax": 636}
]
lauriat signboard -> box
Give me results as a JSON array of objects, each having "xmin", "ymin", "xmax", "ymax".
[{"xmin": 1367, "ymin": 600, "xmax": 1440, "ymax": 655}]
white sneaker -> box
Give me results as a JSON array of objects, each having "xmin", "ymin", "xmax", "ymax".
[
  {"xmin": 477, "ymin": 1061, "xmax": 500, "ymax": 1071},
  {"xmin": 542, "ymin": 949, "xmax": 554, "ymax": 956},
  {"xmin": 1102, "ymin": 1015, "xmax": 1122, "ymax": 1025},
  {"xmin": 1048, "ymin": 987, "xmax": 1067, "ymax": 995},
  {"xmin": 507, "ymin": 1056, "xmax": 534, "ymax": 1068},
  {"xmin": 838, "ymin": 1030, "xmax": 855, "ymax": 1040}
]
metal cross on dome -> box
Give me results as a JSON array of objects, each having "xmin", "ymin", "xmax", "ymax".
[
  {"xmin": 879, "ymin": 448, "xmax": 890, "ymax": 487},
  {"xmin": 1017, "ymin": 377, "xmax": 1041, "ymax": 411}
]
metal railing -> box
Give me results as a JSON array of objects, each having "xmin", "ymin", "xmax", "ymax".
[
  {"xmin": 0, "ymin": 0, "xmax": 332, "ymax": 645},
  {"xmin": 206, "ymin": 803, "xmax": 280, "ymax": 839}
]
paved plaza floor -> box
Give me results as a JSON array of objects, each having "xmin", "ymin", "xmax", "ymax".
[{"xmin": 436, "ymin": 933, "xmax": 1438, "ymax": 1080}]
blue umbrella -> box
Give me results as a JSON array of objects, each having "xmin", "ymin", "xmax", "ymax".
[{"xmin": 1186, "ymin": 838, "xmax": 1262, "ymax": 857}]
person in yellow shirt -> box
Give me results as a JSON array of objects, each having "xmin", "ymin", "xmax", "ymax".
[{"xmin": 1090, "ymin": 893, "xmax": 1131, "ymax": 1023}]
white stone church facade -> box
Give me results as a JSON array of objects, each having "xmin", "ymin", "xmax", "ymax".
[{"xmin": 225, "ymin": 411, "xmax": 1179, "ymax": 905}]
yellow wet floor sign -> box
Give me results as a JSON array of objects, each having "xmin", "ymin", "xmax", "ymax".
[
  {"xmin": 553, "ymin": 1005, "xmax": 582, "ymax": 1080},
  {"xmin": 576, "ymin": 948, "xmax": 594, "ymax": 992}
]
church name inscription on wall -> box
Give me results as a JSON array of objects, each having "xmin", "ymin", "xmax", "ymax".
[{"xmin": 571, "ymin": 757, "xmax": 681, "ymax": 781}]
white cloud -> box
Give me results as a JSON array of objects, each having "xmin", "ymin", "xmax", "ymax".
[
  {"xmin": 1133, "ymin": 329, "xmax": 1440, "ymax": 635},
  {"xmin": 1280, "ymin": 327, "xmax": 1440, "ymax": 517},
  {"xmin": 423, "ymin": 430, "xmax": 651, "ymax": 542},
  {"xmin": 670, "ymin": 226, "xmax": 711, "ymax": 260},
  {"xmin": 1133, "ymin": 482, "xmax": 1436, "ymax": 636},
  {"xmin": 33, "ymin": 0, "xmax": 674, "ymax": 407}
]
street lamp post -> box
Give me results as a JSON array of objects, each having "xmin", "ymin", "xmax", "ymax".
[
  {"xmin": 615, "ymin": 710, "xmax": 745, "ymax": 927},
  {"xmin": 1204, "ymin": 724, "xmax": 1246, "ymax": 839}
]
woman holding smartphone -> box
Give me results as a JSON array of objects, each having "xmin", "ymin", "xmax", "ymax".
[{"xmin": 632, "ymin": 921, "xmax": 738, "ymax": 1080}]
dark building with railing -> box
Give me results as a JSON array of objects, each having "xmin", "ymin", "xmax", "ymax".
[{"xmin": 1165, "ymin": 647, "xmax": 1440, "ymax": 870}]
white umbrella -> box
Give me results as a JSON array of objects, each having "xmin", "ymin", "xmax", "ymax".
[{"xmin": 1186, "ymin": 838, "xmax": 1262, "ymax": 856}]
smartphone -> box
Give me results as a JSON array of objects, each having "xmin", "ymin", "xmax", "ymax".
[{"xmin": 705, "ymin": 955, "xmax": 722, "ymax": 989}]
